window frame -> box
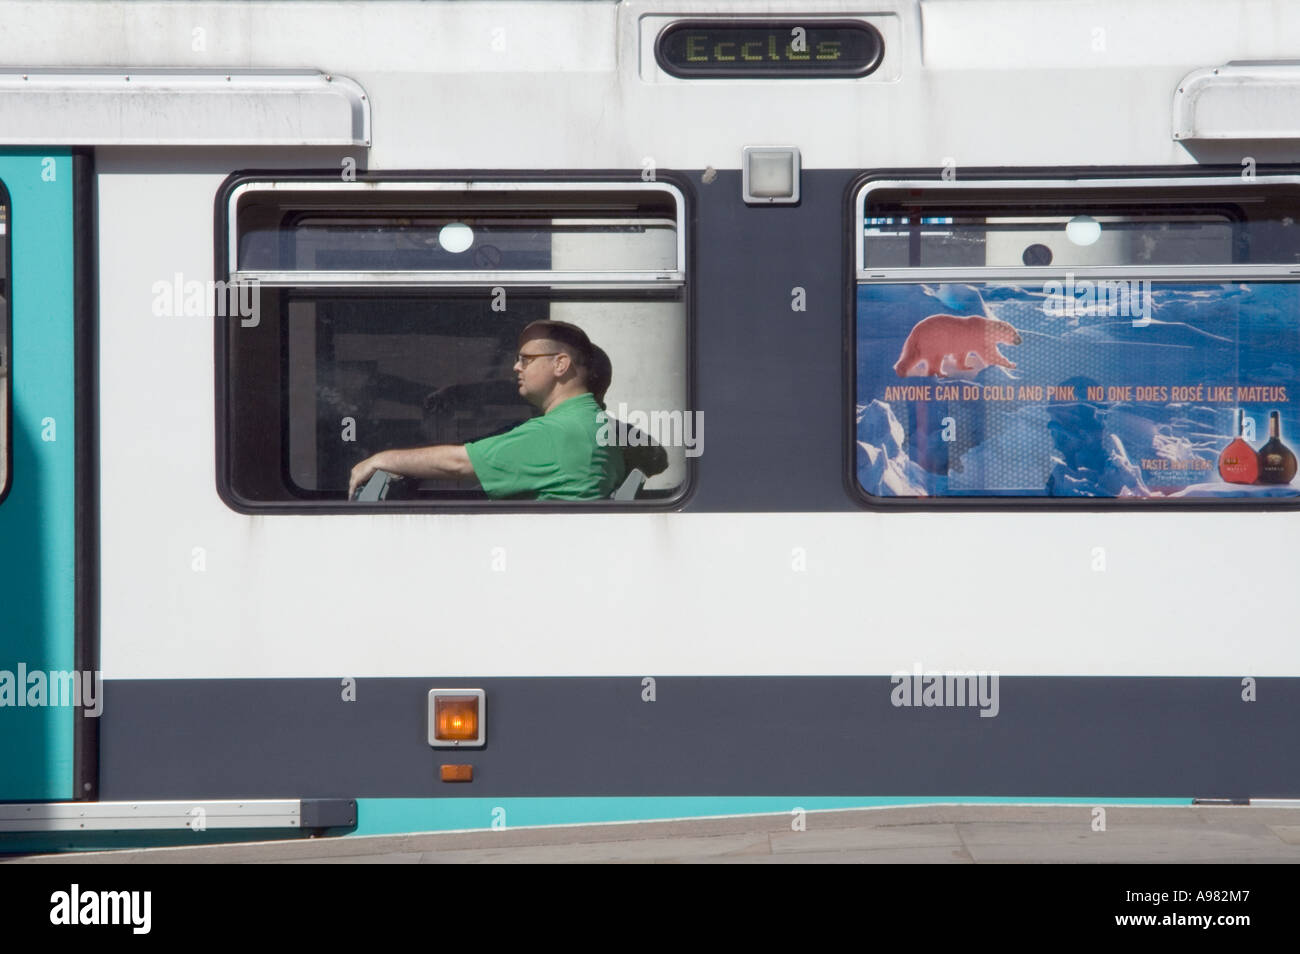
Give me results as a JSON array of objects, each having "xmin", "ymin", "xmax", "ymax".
[
  {"xmin": 847, "ymin": 167, "xmax": 1300, "ymax": 511},
  {"xmin": 215, "ymin": 171, "xmax": 695, "ymax": 515}
]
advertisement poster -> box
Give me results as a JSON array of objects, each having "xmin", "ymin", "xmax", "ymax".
[{"xmin": 856, "ymin": 282, "xmax": 1300, "ymax": 498}]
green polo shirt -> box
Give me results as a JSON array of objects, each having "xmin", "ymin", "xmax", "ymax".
[{"xmin": 465, "ymin": 392, "xmax": 624, "ymax": 500}]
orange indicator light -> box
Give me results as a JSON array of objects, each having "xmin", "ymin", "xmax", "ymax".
[
  {"xmin": 428, "ymin": 688, "xmax": 486, "ymax": 748},
  {"xmin": 434, "ymin": 695, "xmax": 480, "ymax": 741}
]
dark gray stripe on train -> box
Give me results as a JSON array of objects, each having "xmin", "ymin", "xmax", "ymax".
[
  {"xmin": 682, "ymin": 170, "xmax": 851, "ymax": 512},
  {"xmin": 98, "ymin": 677, "xmax": 1297, "ymax": 798}
]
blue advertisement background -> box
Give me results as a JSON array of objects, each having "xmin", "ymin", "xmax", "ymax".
[{"xmin": 856, "ymin": 282, "xmax": 1300, "ymax": 498}]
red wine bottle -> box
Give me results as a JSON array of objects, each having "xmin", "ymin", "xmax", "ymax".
[
  {"xmin": 1218, "ymin": 409, "xmax": 1259, "ymax": 484},
  {"xmin": 1256, "ymin": 410, "xmax": 1298, "ymax": 484}
]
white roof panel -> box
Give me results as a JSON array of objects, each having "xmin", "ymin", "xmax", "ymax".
[{"xmin": 0, "ymin": 69, "xmax": 370, "ymax": 146}]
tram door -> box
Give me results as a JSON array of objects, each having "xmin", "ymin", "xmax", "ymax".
[{"xmin": 0, "ymin": 150, "xmax": 80, "ymax": 800}]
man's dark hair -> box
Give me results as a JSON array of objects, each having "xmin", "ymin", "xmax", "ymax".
[
  {"xmin": 518, "ymin": 320, "xmax": 593, "ymax": 371},
  {"xmin": 587, "ymin": 344, "xmax": 612, "ymax": 409}
]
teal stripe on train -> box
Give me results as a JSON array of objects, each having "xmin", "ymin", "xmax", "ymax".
[
  {"xmin": 0, "ymin": 150, "xmax": 77, "ymax": 800},
  {"xmin": 346, "ymin": 796, "xmax": 1193, "ymax": 837}
]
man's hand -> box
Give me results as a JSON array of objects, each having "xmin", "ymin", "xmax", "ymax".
[
  {"xmin": 349, "ymin": 453, "xmax": 388, "ymax": 500},
  {"xmin": 348, "ymin": 445, "xmax": 475, "ymax": 499}
]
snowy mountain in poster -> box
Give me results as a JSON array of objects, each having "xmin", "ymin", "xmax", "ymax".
[{"xmin": 856, "ymin": 400, "xmax": 929, "ymax": 496}]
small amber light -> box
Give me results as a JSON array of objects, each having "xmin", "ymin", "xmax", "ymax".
[
  {"xmin": 434, "ymin": 695, "xmax": 480, "ymax": 741},
  {"xmin": 440, "ymin": 764, "xmax": 474, "ymax": 783},
  {"xmin": 427, "ymin": 688, "xmax": 486, "ymax": 748}
]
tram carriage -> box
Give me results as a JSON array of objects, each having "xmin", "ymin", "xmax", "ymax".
[{"xmin": 2, "ymin": 0, "xmax": 1300, "ymax": 848}]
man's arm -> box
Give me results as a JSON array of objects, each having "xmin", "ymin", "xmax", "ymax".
[{"xmin": 348, "ymin": 445, "xmax": 474, "ymax": 498}]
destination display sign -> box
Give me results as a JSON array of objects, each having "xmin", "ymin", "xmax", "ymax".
[{"xmin": 655, "ymin": 21, "xmax": 884, "ymax": 78}]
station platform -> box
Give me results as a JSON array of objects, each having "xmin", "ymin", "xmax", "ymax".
[{"xmin": 5, "ymin": 803, "xmax": 1300, "ymax": 864}]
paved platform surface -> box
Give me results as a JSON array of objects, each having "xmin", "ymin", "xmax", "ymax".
[{"xmin": 6, "ymin": 804, "xmax": 1300, "ymax": 863}]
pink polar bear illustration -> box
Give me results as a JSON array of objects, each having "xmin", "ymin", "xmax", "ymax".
[{"xmin": 893, "ymin": 313, "xmax": 1022, "ymax": 378}]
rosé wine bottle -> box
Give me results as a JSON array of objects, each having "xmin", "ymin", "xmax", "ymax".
[{"xmin": 1218, "ymin": 409, "xmax": 1259, "ymax": 484}]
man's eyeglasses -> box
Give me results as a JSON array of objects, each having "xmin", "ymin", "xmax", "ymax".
[{"xmin": 515, "ymin": 352, "xmax": 560, "ymax": 367}]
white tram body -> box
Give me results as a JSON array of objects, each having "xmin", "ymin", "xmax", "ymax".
[{"xmin": 2, "ymin": 0, "xmax": 1299, "ymax": 843}]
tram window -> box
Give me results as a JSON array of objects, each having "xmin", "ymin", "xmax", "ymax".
[
  {"xmin": 854, "ymin": 179, "xmax": 1300, "ymax": 502},
  {"xmin": 859, "ymin": 183, "xmax": 1300, "ymax": 270},
  {"xmin": 862, "ymin": 216, "xmax": 984, "ymax": 268},
  {"xmin": 223, "ymin": 182, "xmax": 690, "ymax": 508},
  {"xmin": 240, "ymin": 214, "xmax": 677, "ymax": 274},
  {"xmin": 0, "ymin": 201, "xmax": 7, "ymax": 500},
  {"xmin": 864, "ymin": 210, "xmax": 1237, "ymax": 269},
  {"xmin": 234, "ymin": 186, "xmax": 680, "ymax": 276}
]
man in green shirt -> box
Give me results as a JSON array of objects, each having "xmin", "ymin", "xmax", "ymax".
[{"xmin": 347, "ymin": 320, "xmax": 624, "ymax": 501}]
